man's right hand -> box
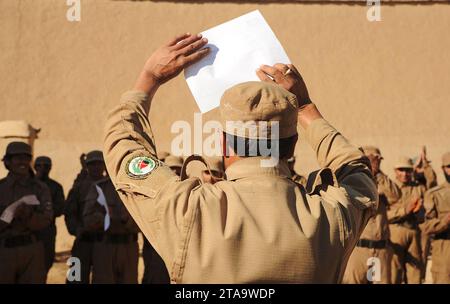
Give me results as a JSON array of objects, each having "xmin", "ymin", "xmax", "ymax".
[
  {"xmin": 256, "ymin": 63, "xmax": 322, "ymax": 129},
  {"xmin": 256, "ymin": 63, "xmax": 310, "ymax": 108},
  {"xmin": 406, "ymin": 197, "xmax": 423, "ymax": 214}
]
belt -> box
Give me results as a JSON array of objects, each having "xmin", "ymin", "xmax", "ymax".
[
  {"xmin": 102, "ymin": 234, "xmax": 138, "ymax": 244},
  {"xmin": 78, "ymin": 232, "xmax": 103, "ymax": 243},
  {"xmin": 357, "ymin": 239, "xmax": 387, "ymax": 249},
  {"xmin": 0, "ymin": 234, "xmax": 37, "ymax": 248}
]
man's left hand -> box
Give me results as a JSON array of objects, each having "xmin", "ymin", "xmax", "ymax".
[{"xmin": 135, "ymin": 33, "xmax": 210, "ymax": 92}]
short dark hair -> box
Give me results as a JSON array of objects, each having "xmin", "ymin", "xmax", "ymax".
[{"xmin": 224, "ymin": 132, "xmax": 297, "ymax": 159}]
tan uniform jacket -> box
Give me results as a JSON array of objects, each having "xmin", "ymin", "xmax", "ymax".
[
  {"xmin": 388, "ymin": 166, "xmax": 436, "ymax": 227},
  {"xmin": 388, "ymin": 181, "xmax": 426, "ymax": 228},
  {"xmin": 423, "ymin": 182, "xmax": 450, "ymax": 274},
  {"xmin": 83, "ymin": 177, "xmax": 139, "ymax": 234},
  {"xmin": 359, "ymin": 172, "xmax": 400, "ymax": 241},
  {"xmin": 103, "ymin": 90, "xmax": 378, "ymax": 283},
  {"xmin": 0, "ymin": 173, "xmax": 53, "ymax": 238}
]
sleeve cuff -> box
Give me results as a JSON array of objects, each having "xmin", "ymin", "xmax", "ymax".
[{"xmin": 120, "ymin": 90, "xmax": 150, "ymax": 112}]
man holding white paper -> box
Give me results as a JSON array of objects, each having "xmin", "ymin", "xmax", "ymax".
[
  {"xmin": 103, "ymin": 32, "xmax": 377, "ymax": 283},
  {"xmin": 0, "ymin": 142, "xmax": 53, "ymax": 283},
  {"xmin": 82, "ymin": 175, "xmax": 140, "ymax": 284},
  {"xmin": 184, "ymin": 10, "xmax": 292, "ymax": 113},
  {"xmin": 64, "ymin": 150, "xmax": 106, "ymax": 284}
]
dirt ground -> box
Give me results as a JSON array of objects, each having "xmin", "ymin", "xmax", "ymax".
[{"xmin": 46, "ymin": 250, "xmax": 434, "ymax": 284}]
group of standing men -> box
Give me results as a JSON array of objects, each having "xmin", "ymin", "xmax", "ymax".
[
  {"xmin": 343, "ymin": 147, "xmax": 450, "ymax": 284},
  {"xmin": 0, "ymin": 139, "xmax": 449, "ymax": 284},
  {"xmin": 0, "ymin": 141, "xmax": 225, "ymax": 284}
]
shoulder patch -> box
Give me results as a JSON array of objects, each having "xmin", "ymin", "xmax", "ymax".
[{"xmin": 125, "ymin": 155, "xmax": 159, "ymax": 179}]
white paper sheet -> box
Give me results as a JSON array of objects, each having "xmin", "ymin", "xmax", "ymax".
[
  {"xmin": 95, "ymin": 185, "xmax": 110, "ymax": 231},
  {"xmin": 0, "ymin": 207, "xmax": 15, "ymax": 224},
  {"xmin": 184, "ymin": 10, "xmax": 291, "ymax": 113},
  {"xmin": 0, "ymin": 195, "xmax": 40, "ymax": 224},
  {"xmin": 21, "ymin": 195, "xmax": 40, "ymax": 206}
]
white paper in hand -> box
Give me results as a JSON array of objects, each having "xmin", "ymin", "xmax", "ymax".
[
  {"xmin": 21, "ymin": 195, "xmax": 40, "ymax": 206},
  {"xmin": 0, "ymin": 195, "xmax": 40, "ymax": 224},
  {"xmin": 184, "ymin": 10, "xmax": 291, "ymax": 113},
  {"xmin": 0, "ymin": 208, "xmax": 15, "ymax": 224},
  {"xmin": 95, "ymin": 185, "xmax": 110, "ymax": 231}
]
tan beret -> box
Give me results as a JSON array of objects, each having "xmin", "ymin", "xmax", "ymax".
[
  {"xmin": 361, "ymin": 146, "xmax": 383, "ymax": 159},
  {"xmin": 220, "ymin": 81, "xmax": 298, "ymax": 139},
  {"xmin": 394, "ymin": 156, "xmax": 413, "ymax": 169}
]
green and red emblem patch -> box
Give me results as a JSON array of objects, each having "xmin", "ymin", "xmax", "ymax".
[{"xmin": 126, "ymin": 156, "xmax": 158, "ymax": 179}]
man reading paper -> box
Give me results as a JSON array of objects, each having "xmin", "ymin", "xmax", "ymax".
[{"xmin": 103, "ymin": 33, "xmax": 377, "ymax": 283}]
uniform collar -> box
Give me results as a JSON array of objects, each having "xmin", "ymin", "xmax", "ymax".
[{"xmin": 225, "ymin": 157, "xmax": 292, "ymax": 181}]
